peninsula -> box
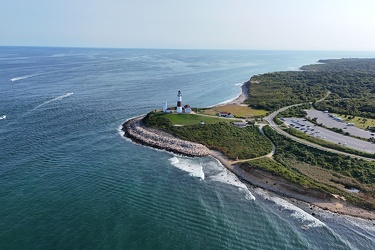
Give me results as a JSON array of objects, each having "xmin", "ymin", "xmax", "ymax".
[{"xmin": 122, "ymin": 58, "xmax": 375, "ymax": 220}]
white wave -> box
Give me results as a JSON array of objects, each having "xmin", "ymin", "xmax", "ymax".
[
  {"xmin": 117, "ymin": 124, "xmax": 132, "ymax": 142},
  {"xmin": 208, "ymin": 164, "xmax": 255, "ymax": 200},
  {"xmin": 169, "ymin": 156, "xmax": 205, "ymax": 180},
  {"xmin": 10, "ymin": 74, "xmax": 38, "ymax": 82},
  {"xmin": 0, "ymin": 115, "xmax": 6, "ymax": 120},
  {"xmin": 30, "ymin": 92, "xmax": 73, "ymax": 112},
  {"xmin": 211, "ymin": 93, "xmax": 241, "ymax": 107},
  {"xmin": 235, "ymin": 82, "xmax": 243, "ymax": 86},
  {"xmin": 254, "ymin": 188, "xmax": 325, "ymax": 228},
  {"xmin": 168, "ymin": 155, "xmax": 255, "ymax": 199}
]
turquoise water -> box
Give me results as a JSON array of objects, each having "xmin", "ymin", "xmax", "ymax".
[{"xmin": 1, "ymin": 47, "xmax": 374, "ymax": 249}]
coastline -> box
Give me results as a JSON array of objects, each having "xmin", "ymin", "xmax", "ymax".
[
  {"xmin": 213, "ymin": 81, "xmax": 249, "ymax": 107},
  {"xmin": 121, "ymin": 82, "xmax": 374, "ymax": 221},
  {"xmin": 122, "ymin": 116, "xmax": 210, "ymax": 157}
]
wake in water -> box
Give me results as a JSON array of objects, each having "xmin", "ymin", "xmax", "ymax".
[
  {"xmin": 10, "ymin": 74, "xmax": 38, "ymax": 82},
  {"xmin": 29, "ymin": 92, "xmax": 74, "ymax": 112},
  {"xmin": 169, "ymin": 156, "xmax": 255, "ymax": 200}
]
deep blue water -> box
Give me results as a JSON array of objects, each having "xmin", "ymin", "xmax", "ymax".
[{"xmin": 1, "ymin": 47, "xmax": 375, "ymax": 249}]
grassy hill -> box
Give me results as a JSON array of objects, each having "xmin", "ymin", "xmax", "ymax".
[{"xmin": 143, "ymin": 112, "xmax": 273, "ymax": 160}]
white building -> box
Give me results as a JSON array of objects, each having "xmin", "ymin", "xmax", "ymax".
[
  {"xmin": 184, "ymin": 104, "xmax": 192, "ymax": 114},
  {"xmin": 162, "ymin": 101, "xmax": 168, "ymax": 112}
]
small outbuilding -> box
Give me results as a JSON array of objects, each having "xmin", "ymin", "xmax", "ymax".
[
  {"xmin": 232, "ymin": 122, "xmax": 247, "ymax": 128},
  {"xmin": 217, "ymin": 112, "xmax": 234, "ymax": 118},
  {"xmin": 184, "ymin": 104, "xmax": 192, "ymax": 114}
]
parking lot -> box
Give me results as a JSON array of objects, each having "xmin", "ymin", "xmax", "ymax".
[
  {"xmin": 281, "ymin": 117, "xmax": 375, "ymax": 154},
  {"xmin": 306, "ymin": 110, "xmax": 374, "ymax": 139}
]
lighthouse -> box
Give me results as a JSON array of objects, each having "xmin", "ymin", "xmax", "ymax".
[
  {"xmin": 162, "ymin": 101, "xmax": 168, "ymax": 112},
  {"xmin": 176, "ymin": 90, "xmax": 183, "ymax": 113}
]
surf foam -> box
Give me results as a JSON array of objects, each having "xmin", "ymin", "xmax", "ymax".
[
  {"xmin": 254, "ymin": 188, "xmax": 325, "ymax": 228},
  {"xmin": 208, "ymin": 164, "xmax": 255, "ymax": 200},
  {"xmin": 169, "ymin": 156, "xmax": 205, "ymax": 180},
  {"xmin": 169, "ymin": 156, "xmax": 255, "ymax": 200}
]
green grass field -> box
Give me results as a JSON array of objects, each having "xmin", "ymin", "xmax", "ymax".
[
  {"xmin": 161, "ymin": 113, "xmax": 240, "ymax": 126},
  {"xmin": 201, "ymin": 104, "xmax": 267, "ymax": 118},
  {"xmin": 335, "ymin": 114, "xmax": 375, "ymax": 130}
]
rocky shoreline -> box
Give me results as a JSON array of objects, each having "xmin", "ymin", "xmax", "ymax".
[{"xmin": 122, "ymin": 116, "xmax": 210, "ymax": 157}]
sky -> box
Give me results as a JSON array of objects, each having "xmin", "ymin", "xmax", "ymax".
[{"xmin": 1, "ymin": 0, "xmax": 375, "ymax": 50}]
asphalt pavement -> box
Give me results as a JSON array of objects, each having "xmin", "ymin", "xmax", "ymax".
[
  {"xmin": 306, "ymin": 110, "xmax": 374, "ymax": 139},
  {"xmin": 282, "ymin": 117, "xmax": 375, "ymax": 154}
]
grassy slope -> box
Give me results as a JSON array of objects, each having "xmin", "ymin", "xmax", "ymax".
[
  {"xmin": 143, "ymin": 112, "xmax": 273, "ymax": 160},
  {"xmin": 263, "ymin": 125, "xmax": 375, "ymax": 209},
  {"xmin": 201, "ymin": 105, "xmax": 267, "ymax": 118},
  {"xmin": 151, "ymin": 113, "xmax": 238, "ymax": 126}
]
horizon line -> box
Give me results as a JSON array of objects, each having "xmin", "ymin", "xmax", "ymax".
[{"xmin": 1, "ymin": 45, "xmax": 375, "ymax": 53}]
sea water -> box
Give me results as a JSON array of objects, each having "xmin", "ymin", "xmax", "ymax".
[{"xmin": 1, "ymin": 47, "xmax": 374, "ymax": 249}]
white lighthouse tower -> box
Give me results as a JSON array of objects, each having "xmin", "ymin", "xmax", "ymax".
[
  {"xmin": 162, "ymin": 101, "xmax": 168, "ymax": 112},
  {"xmin": 176, "ymin": 90, "xmax": 183, "ymax": 113}
]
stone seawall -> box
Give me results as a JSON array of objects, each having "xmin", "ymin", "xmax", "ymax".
[{"xmin": 122, "ymin": 116, "xmax": 210, "ymax": 157}]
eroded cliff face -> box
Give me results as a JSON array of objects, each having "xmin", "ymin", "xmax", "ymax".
[{"xmin": 233, "ymin": 165, "xmax": 333, "ymax": 201}]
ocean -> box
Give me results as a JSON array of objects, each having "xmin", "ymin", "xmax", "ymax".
[{"xmin": 1, "ymin": 47, "xmax": 374, "ymax": 249}]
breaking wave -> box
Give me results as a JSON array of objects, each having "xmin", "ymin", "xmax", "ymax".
[
  {"xmin": 169, "ymin": 156, "xmax": 255, "ymax": 200},
  {"xmin": 254, "ymin": 188, "xmax": 325, "ymax": 229},
  {"xmin": 169, "ymin": 157, "xmax": 205, "ymax": 180}
]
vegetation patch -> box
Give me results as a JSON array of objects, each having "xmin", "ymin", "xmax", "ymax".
[
  {"xmin": 143, "ymin": 112, "xmax": 273, "ymax": 160},
  {"xmin": 145, "ymin": 112, "xmax": 237, "ymax": 126},
  {"xmin": 334, "ymin": 114, "xmax": 375, "ymax": 130},
  {"xmin": 240, "ymin": 158, "xmax": 318, "ymax": 188},
  {"xmin": 244, "ymin": 71, "xmax": 327, "ymax": 111},
  {"xmin": 263, "ymin": 125, "xmax": 375, "ymax": 209},
  {"xmin": 245, "ymin": 58, "xmax": 375, "ymax": 119},
  {"xmin": 200, "ymin": 104, "xmax": 267, "ymax": 118}
]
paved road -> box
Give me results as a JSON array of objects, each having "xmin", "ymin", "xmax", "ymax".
[{"xmin": 263, "ymin": 104, "xmax": 375, "ymax": 161}]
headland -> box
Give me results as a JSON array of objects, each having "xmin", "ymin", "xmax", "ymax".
[{"xmin": 122, "ymin": 58, "xmax": 375, "ymax": 220}]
